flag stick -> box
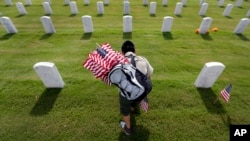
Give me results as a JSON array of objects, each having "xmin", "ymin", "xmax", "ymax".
[{"xmin": 213, "ymin": 97, "xmax": 219, "ymax": 104}]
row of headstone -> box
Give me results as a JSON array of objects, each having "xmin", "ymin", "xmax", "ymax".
[
  {"xmin": 33, "ymin": 61, "xmax": 227, "ymax": 89},
  {"xmin": 33, "ymin": 61, "xmax": 228, "ymax": 89},
  {"xmin": 1, "ymin": 15, "xmax": 248, "ymax": 35},
  {"xmin": 5, "ymin": 1, "xmax": 249, "ymax": 17},
  {"xmin": 4, "ymin": 0, "xmax": 246, "ymax": 8}
]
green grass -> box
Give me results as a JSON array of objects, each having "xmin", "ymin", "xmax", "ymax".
[{"xmin": 0, "ymin": 0, "xmax": 250, "ymax": 140}]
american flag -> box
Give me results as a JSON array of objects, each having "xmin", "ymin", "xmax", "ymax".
[
  {"xmin": 220, "ymin": 84, "xmax": 232, "ymax": 103},
  {"xmin": 140, "ymin": 97, "xmax": 149, "ymax": 112},
  {"xmin": 83, "ymin": 43, "xmax": 128, "ymax": 85}
]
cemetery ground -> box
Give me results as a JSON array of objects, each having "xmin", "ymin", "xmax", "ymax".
[{"xmin": 0, "ymin": 0, "xmax": 250, "ymax": 140}]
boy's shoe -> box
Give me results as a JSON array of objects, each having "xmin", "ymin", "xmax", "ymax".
[{"xmin": 119, "ymin": 120, "xmax": 131, "ymax": 136}]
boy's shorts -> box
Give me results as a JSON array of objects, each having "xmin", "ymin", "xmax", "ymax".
[{"xmin": 119, "ymin": 93, "xmax": 137, "ymax": 116}]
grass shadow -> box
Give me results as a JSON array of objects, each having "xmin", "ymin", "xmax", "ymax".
[
  {"xmin": 30, "ymin": 88, "xmax": 62, "ymax": 116},
  {"xmin": 196, "ymin": 88, "xmax": 226, "ymax": 114},
  {"xmin": 200, "ymin": 34, "xmax": 213, "ymax": 40},
  {"xmin": 96, "ymin": 14, "xmax": 103, "ymax": 17},
  {"xmin": 225, "ymin": 16, "xmax": 233, "ymax": 19},
  {"xmin": 235, "ymin": 34, "xmax": 250, "ymax": 41},
  {"xmin": 123, "ymin": 32, "xmax": 132, "ymax": 39},
  {"xmin": 175, "ymin": 15, "xmax": 182, "ymax": 18},
  {"xmin": 81, "ymin": 33, "xmax": 92, "ymax": 40},
  {"xmin": 69, "ymin": 14, "xmax": 77, "ymax": 17},
  {"xmin": 0, "ymin": 33, "xmax": 15, "ymax": 40},
  {"xmin": 162, "ymin": 32, "xmax": 173, "ymax": 40},
  {"xmin": 15, "ymin": 14, "xmax": 26, "ymax": 18},
  {"xmin": 118, "ymin": 114, "xmax": 150, "ymax": 141},
  {"xmin": 150, "ymin": 14, "xmax": 156, "ymax": 17},
  {"xmin": 40, "ymin": 33, "xmax": 53, "ymax": 40}
]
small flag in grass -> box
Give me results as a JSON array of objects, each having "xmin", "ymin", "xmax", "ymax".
[{"xmin": 220, "ymin": 84, "xmax": 232, "ymax": 103}]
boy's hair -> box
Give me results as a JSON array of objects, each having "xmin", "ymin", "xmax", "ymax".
[{"xmin": 121, "ymin": 40, "xmax": 135, "ymax": 54}]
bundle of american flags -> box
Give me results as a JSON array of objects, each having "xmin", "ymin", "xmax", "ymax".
[{"xmin": 83, "ymin": 43, "xmax": 129, "ymax": 85}]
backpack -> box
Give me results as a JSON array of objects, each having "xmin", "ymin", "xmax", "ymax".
[{"xmin": 108, "ymin": 55, "xmax": 152, "ymax": 102}]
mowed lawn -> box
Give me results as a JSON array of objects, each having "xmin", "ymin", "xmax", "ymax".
[{"xmin": 0, "ymin": 0, "xmax": 250, "ymax": 141}]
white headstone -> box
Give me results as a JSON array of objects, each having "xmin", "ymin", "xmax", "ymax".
[
  {"xmin": 40, "ymin": 16, "xmax": 56, "ymax": 34},
  {"xmin": 149, "ymin": 2, "xmax": 157, "ymax": 15},
  {"xmin": 44, "ymin": 0, "xmax": 51, "ymax": 5},
  {"xmin": 5, "ymin": 0, "xmax": 13, "ymax": 6},
  {"xmin": 174, "ymin": 2, "xmax": 183, "ymax": 16},
  {"xmin": 161, "ymin": 16, "xmax": 174, "ymax": 32},
  {"xmin": 33, "ymin": 62, "xmax": 65, "ymax": 88},
  {"xmin": 84, "ymin": 0, "xmax": 90, "ymax": 5},
  {"xmin": 65, "ymin": 0, "xmax": 70, "ymax": 5},
  {"xmin": 223, "ymin": 4, "xmax": 233, "ymax": 17},
  {"xmin": 200, "ymin": 0, "xmax": 205, "ymax": 6},
  {"xmin": 194, "ymin": 62, "xmax": 225, "ymax": 88},
  {"xmin": 104, "ymin": 0, "xmax": 109, "ymax": 5},
  {"xmin": 82, "ymin": 15, "xmax": 94, "ymax": 33},
  {"xmin": 124, "ymin": 1, "xmax": 130, "ymax": 15},
  {"xmin": 43, "ymin": 2, "xmax": 53, "ymax": 15},
  {"xmin": 123, "ymin": 15, "xmax": 132, "ymax": 33},
  {"xmin": 235, "ymin": 0, "xmax": 243, "ymax": 7},
  {"xmin": 246, "ymin": 10, "xmax": 250, "ymax": 17},
  {"xmin": 16, "ymin": 2, "xmax": 27, "ymax": 15},
  {"xmin": 70, "ymin": 1, "xmax": 78, "ymax": 15},
  {"xmin": 0, "ymin": 16, "xmax": 18, "ymax": 33},
  {"xmin": 26, "ymin": 0, "xmax": 32, "ymax": 6},
  {"xmin": 162, "ymin": 0, "xmax": 167, "ymax": 6},
  {"xmin": 97, "ymin": 1, "xmax": 104, "ymax": 15},
  {"xmin": 199, "ymin": 17, "xmax": 212, "ymax": 34},
  {"xmin": 182, "ymin": 0, "xmax": 187, "ymax": 6},
  {"xmin": 199, "ymin": 3, "xmax": 208, "ymax": 16},
  {"xmin": 233, "ymin": 18, "xmax": 250, "ymax": 34},
  {"xmin": 143, "ymin": 0, "xmax": 148, "ymax": 6},
  {"xmin": 218, "ymin": 0, "xmax": 224, "ymax": 7}
]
